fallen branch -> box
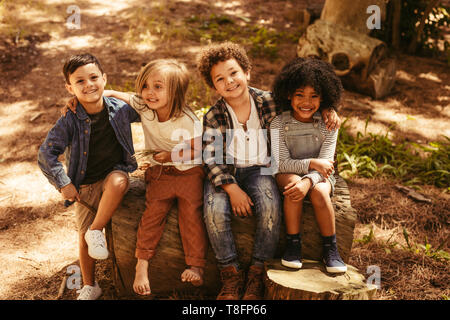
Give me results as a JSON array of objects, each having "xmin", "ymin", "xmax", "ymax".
[
  {"xmin": 395, "ymin": 185, "xmax": 432, "ymax": 204},
  {"xmin": 57, "ymin": 275, "xmax": 68, "ymax": 300},
  {"xmin": 30, "ymin": 112, "xmax": 43, "ymax": 122}
]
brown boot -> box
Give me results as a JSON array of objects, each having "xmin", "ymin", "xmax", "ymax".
[
  {"xmin": 242, "ymin": 265, "xmax": 265, "ymax": 300},
  {"xmin": 216, "ymin": 266, "xmax": 244, "ymax": 300}
]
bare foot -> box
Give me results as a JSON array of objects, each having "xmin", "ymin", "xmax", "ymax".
[
  {"xmin": 133, "ymin": 259, "xmax": 151, "ymax": 295},
  {"xmin": 181, "ymin": 266, "xmax": 204, "ymax": 286}
]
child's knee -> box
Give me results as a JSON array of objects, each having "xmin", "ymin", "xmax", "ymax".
[
  {"xmin": 106, "ymin": 173, "xmax": 129, "ymax": 195},
  {"xmin": 310, "ymin": 183, "xmax": 331, "ymax": 202}
]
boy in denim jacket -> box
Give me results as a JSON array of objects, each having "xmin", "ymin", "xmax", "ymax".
[
  {"xmin": 197, "ymin": 42, "xmax": 340, "ymax": 300},
  {"xmin": 38, "ymin": 53, "xmax": 140, "ymax": 300}
]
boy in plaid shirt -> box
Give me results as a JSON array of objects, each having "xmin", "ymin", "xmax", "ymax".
[{"xmin": 197, "ymin": 42, "xmax": 340, "ymax": 300}]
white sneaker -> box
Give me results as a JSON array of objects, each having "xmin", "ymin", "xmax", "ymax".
[
  {"xmin": 84, "ymin": 228, "xmax": 109, "ymax": 260},
  {"xmin": 76, "ymin": 281, "xmax": 102, "ymax": 300},
  {"xmin": 281, "ymin": 258, "xmax": 303, "ymax": 269}
]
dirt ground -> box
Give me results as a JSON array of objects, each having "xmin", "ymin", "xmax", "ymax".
[{"xmin": 0, "ymin": 0, "xmax": 448, "ymax": 300}]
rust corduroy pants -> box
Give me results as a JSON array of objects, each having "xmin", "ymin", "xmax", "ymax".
[{"xmin": 135, "ymin": 165, "xmax": 207, "ymax": 268}]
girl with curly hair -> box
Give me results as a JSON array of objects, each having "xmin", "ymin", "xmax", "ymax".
[{"xmin": 270, "ymin": 57, "xmax": 347, "ymax": 273}]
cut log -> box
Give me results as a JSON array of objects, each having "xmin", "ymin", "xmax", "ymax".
[
  {"xmin": 297, "ymin": 19, "xmax": 396, "ymax": 99},
  {"xmin": 108, "ymin": 173, "xmax": 356, "ymax": 298},
  {"xmin": 264, "ymin": 259, "xmax": 377, "ymax": 300},
  {"xmin": 340, "ymin": 57, "xmax": 397, "ymax": 100}
]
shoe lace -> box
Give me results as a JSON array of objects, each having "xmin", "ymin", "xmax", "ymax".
[
  {"xmin": 91, "ymin": 231, "xmax": 106, "ymax": 248},
  {"xmin": 324, "ymin": 244, "xmax": 342, "ymax": 263}
]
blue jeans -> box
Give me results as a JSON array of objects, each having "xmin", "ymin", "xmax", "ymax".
[{"xmin": 203, "ymin": 166, "xmax": 282, "ymax": 269}]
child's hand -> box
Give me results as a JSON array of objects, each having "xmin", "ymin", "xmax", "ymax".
[
  {"xmin": 60, "ymin": 96, "xmax": 78, "ymax": 117},
  {"xmin": 283, "ymin": 179, "xmax": 311, "ymax": 202},
  {"xmin": 322, "ymin": 108, "xmax": 341, "ymax": 131},
  {"xmin": 310, "ymin": 159, "xmax": 334, "ymax": 179},
  {"xmin": 222, "ymin": 184, "xmax": 254, "ymax": 217},
  {"xmin": 153, "ymin": 151, "xmax": 171, "ymax": 163},
  {"xmin": 60, "ymin": 183, "xmax": 80, "ymax": 202}
]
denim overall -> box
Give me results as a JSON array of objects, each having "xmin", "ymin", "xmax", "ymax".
[{"xmin": 280, "ymin": 111, "xmax": 336, "ymax": 194}]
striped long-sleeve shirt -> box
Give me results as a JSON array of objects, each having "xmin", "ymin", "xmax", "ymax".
[{"xmin": 269, "ymin": 112, "xmax": 338, "ymax": 188}]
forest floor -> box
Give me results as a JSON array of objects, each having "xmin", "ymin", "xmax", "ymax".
[{"xmin": 0, "ymin": 0, "xmax": 448, "ymax": 300}]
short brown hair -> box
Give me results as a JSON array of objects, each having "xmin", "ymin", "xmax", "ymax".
[
  {"xmin": 63, "ymin": 53, "xmax": 104, "ymax": 84},
  {"xmin": 196, "ymin": 42, "xmax": 251, "ymax": 88},
  {"xmin": 135, "ymin": 59, "xmax": 190, "ymax": 120}
]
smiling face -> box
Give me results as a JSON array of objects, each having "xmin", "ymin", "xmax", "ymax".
[
  {"xmin": 65, "ymin": 63, "xmax": 106, "ymax": 105},
  {"xmin": 210, "ymin": 59, "xmax": 250, "ymax": 102},
  {"xmin": 141, "ymin": 71, "xmax": 170, "ymax": 120},
  {"xmin": 290, "ymin": 86, "xmax": 321, "ymax": 122}
]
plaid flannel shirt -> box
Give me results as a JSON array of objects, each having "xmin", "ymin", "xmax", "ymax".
[{"xmin": 202, "ymin": 86, "xmax": 281, "ymax": 188}]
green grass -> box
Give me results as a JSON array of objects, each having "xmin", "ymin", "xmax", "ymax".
[{"xmin": 337, "ymin": 118, "xmax": 450, "ymax": 190}]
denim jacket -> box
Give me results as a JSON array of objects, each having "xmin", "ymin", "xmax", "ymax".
[{"xmin": 37, "ymin": 97, "xmax": 140, "ymax": 205}]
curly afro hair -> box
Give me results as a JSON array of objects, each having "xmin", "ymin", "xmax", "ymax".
[
  {"xmin": 196, "ymin": 41, "xmax": 251, "ymax": 88},
  {"xmin": 272, "ymin": 57, "xmax": 343, "ymax": 112}
]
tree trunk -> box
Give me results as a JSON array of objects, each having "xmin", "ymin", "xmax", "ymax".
[
  {"xmin": 264, "ymin": 260, "xmax": 377, "ymax": 300},
  {"xmin": 391, "ymin": 0, "xmax": 402, "ymax": 50},
  {"xmin": 407, "ymin": 0, "xmax": 441, "ymax": 54},
  {"xmin": 108, "ymin": 173, "xmax": 356, "ymax": 298}
]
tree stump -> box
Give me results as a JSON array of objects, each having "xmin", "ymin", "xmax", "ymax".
[
  {"xmin": 108, "ymin": 173, "xmax": 357, "ymax": 298},
  {"xmin": 297, "ymin": 19, "xmax": 396, "ymax": 99},
  {"xmin": 264, "ymin": 260, "xmax": 377, "ymax": 300}
]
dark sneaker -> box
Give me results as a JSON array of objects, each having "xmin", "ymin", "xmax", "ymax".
[
  {"xmin": 242, "ymin": 265, "xmax": 264, "ymax": 300},
  {"xmin": 281, "ymin": 236, "xmax": 302, "ymax": 269},
  {"xmin": 323, "ymin": 243, "xmax": 347, "ymax": 273},
  {"xmin": 216, "ymin": 266, "xmax": 245, "ymax": 300}
]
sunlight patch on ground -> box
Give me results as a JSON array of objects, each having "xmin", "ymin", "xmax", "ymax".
[
  {"xmin": 396, "ymin": 70, "xmax": 416, "ymax": 82},
  {"xmin": 369, "ymin": 101, "xmax": 450, "ymax": 141},
  {"xmin": 38, "ymin": 35, "xmax": 100, "ymax": 51},
  {"xmin": 0, "ymin": 162, "xmax": 60, "ymax": 207},
  {"xmin": 0, "ymin": 210, "xmax": 78, "ymax": 299},
  {"xmin": 418, "ymin": 72, "xmax": 442, "ymax": 83},
  {"xmin": 212, "ymin": 0, "xmax": 250, "ymax": 21},
  {"xmin": 80, "ymin": 0, "xmax": 132, "ymax": 15},
  {"xmin": 0, "ymin": 101, "xmax": 36, "ymax": 138},
  {"xmin": 343, "ymin": 98, "xmax": 450, "ymax": 142}
]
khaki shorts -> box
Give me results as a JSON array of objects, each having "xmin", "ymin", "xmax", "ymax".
[{"xmin": 74, "ymin": 170, "xmax": 129, "ymax": 235}]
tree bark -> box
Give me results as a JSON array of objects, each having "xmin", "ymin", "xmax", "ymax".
[
  {"xmin": 108, "ymin": 173, "xmax": 356, "ymax": 298},
  {"xmin": 391, "ymin": 0, "xmax": 402, "ymax": 50}
]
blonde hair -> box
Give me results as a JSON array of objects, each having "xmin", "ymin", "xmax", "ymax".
[{"xmin": 135, "ymin": 59, "xmax": 191, "ymax": 119}]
